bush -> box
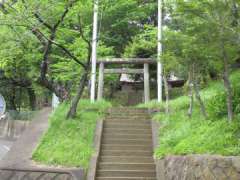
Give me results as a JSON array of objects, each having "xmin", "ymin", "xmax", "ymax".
[
  {"xmin": 207, "ymin": 92, "xmax": 227, "ymax": 118},
  {"xmin": 206, "ymin": 71, "xmax": 240, "ymax": 119},
  {"xmin": 154, "ymin": 110, "xmax": 240, "ymax": 158}
]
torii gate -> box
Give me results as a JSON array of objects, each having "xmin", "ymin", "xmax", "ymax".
[
  {"xmin": 90, "ymin": 0, "xmax": 163, "ymax": 103},
  {"xmin": 96, "ymin": 58, "xmax": 156, "ymax": 103}
]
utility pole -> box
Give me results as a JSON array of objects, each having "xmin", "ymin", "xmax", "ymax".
[
  {"xmin": 90, "ymin": 0, "xmax": 99, "ymax": 102},
  {"xmin": 157, "ymin": 0, "xmax": 163, "ymax": 102}
]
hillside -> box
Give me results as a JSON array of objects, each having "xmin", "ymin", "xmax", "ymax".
[{"xmin": 140, "ymin": 71, "xmax": 240, "ymax": 158}]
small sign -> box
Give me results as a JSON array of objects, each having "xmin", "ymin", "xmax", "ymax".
[{"xmin": 0, "ymin": 94, "xmax": 6, "ymax": 115}]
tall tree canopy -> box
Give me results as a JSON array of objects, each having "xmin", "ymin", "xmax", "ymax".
[{"xmin": 0, "ymin": 0, "xmax": 239, "ymax": 121}]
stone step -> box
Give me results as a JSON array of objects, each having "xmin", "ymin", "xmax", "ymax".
[
  {"xmin": 107, "ymin": 113, "xmax": 150, "ymax": 117},
  {"xmin": 100, "ymin": 156, "xmax": 154, "ymax": 163},
  {"xmin": 98, "ymin": 163, "xmax": 156, "ymax": 171},
  {"xmin": 108, "ymin": 108, "xmax": 148, "ymax": 113},
  {"xmin": 104, "ymin": 117, "xmax": 151, "ymax": 124},
  {"xmin": 101, "ymin": 144, "xmax": 152, "ymax": 151},
  {"xmin": 102, "ymin": 133, "xmax": 152, "ymax": 140},
  {"xmin": 96, "ymin": 178, "xmax": 156, "ymax": 180},
  {"xmin": 97, "ymin": 170, "xmax": 156, "ymax": 177},
  {"xmin": 101, "ymin": 138, "xmax": 153, "ymax": 146},
  {"xmin": 104, "ymin": 123, "xmax": 151, "ymax": 129},
  {"xmin": 107, "ymin": 115, "xmax": 150, "ymax": 120},
  {"xmin": 95, "ymin": 108, "xmax": 156, "ymax": 180},
  {"xmin": 103, "ymin": 126, "xmax": 152, "ymax": 132},
  {"xmin": 108, "ymin": 108, "xmax": 149, "ymax": 113},
  {"xmin": 105, "ymin": 118, "xmax": 151, "ymax": 122},
  {"xmin": 103, "ymin": 128, "xmax": 152, "ymax": 134},
  {"xmin": 100, "ymin": 150, "xmax": 153, "ymax": 156}
]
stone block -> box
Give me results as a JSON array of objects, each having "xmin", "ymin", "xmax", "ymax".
[{"xmin": 158, "ymin": 155, "xmax": 240, "ymax": 180}]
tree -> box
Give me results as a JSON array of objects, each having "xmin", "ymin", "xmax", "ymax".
[{"xmin": 163, "ymin": 0, "xmax": 239, "ymax": 121}]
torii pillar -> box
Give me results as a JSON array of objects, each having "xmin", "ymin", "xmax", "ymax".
[
  {"xmin": 96, "ymin": 58, "xmax": 153, "ymax": 104},
  {"xmin": 97, "ymin": 62, "xmax": 104, "ymax": 100},
  {"xmin": 144, "ymin": 63, "xmax": 150, "ymax": 103}
]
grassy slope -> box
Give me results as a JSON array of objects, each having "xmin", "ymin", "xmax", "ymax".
[
  {"xmin": 32, "ymin": 100, "xmax": 111, "ymax": 169},
  {"xmin": 139, "ymin": 71, "xmax": 240, "ymax": 158}
]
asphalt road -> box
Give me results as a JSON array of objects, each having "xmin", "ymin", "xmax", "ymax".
[{"xmin": 0, "ymin": 139, "xmax": 13, "ymax": 160}]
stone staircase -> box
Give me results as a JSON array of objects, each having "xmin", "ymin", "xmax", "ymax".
[{"xmin": 95, "ymin": 108, "xmax": 156, "ymax": 180}]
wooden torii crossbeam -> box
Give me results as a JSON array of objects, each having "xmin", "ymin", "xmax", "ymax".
[{"xmin": 96, "ymin": 58, "xmax": 156, "ymax": 103}]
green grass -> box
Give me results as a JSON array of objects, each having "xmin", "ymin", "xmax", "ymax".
[
  {"xmin": 140, "ymin": 71, "xmax": 240, "ymax": 158},
  {"xmin": 32, "ymin": 100, "xmax": 111, "ymax": 168}
]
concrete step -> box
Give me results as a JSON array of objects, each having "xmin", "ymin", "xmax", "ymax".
[
  {"xmin": 96, "ymin": 178, "xmax": 156, "ymax": 180},
  {"xmin": 95, "ymin": 108, "xmax": 156, "ymax": 180},
  {"xmin": 98, "ymin": 163, "xmax": 156, "ymax": 171},
  {"xmin": 103, "ymin": 128, "xmax": 152, "ymax": 134},
  {"xmin": 101, "ymin": 138, "xmax": 153, "ymax": 146},
  {"xmin": 107, "ymin": 113, "xmax": 150, "ymax": 117},
  {"xmin": 107, "ymin": 115, "xmax": 150, "ymax": 120},
  {"xmin": 104, "ymin": 118, "xmax": 151, "ymax": 124},
  {"xmin": 104, "ymin": 123, "xmax": 151, "ymax": 129},
  {"xmin": 100, "ymin": 150, "xmax": 153, "ymax": 156},
  {"xmin": 97, "ymin": 170, "xmax": 156, "ymax": 177},
  {"xmin": 100, "ymin": 156, "xmax": 154, "ymax": 163},
  {"xmin": 108, "ymin": 108, "xmax": 148, "ymax": 113},
  {"xmin": 101, "ymin": 144, "xmax": 152, "ymax": 151},
  {"xmin": 102, "ymin": 133, "xmax": 152, "ymax": 140},
  {"xmin": 103, "ymin": 125, "xmax": 151, "ymax": 129},
  {"xmin": 104, "ymin": 119, "xmax": 151, "ymax": 123}
]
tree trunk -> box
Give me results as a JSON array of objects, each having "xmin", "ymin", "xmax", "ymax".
[
  {"xmin": 109, "ymin": 83, "xmax": 115, "ymax": 99},
  {"xmin": 222, "ymin": 41, "xmax": 234, "ymax": 122},
  {"xmin": 223, "ymin": 72, "xmax": 234, "ymax": 122},
  {"xmin": 188, "ymin": 66, "xmax": 194, "ymax": 118},
  {"xmin": 163, "ymin": 74, "xmax": 170, "ymax": 114},
  {"xmin": 27, "ymin": 87, "xmax": 37, "ymax": 111},
  {"xmin": 232, "ymin": 0, "xmax": 239, "ymax": 26},
  {"xmin": 67, "ymin": 72, "xmax": 88, "ymax": 119},
  {"xmin": 193, "ymin": 78, "xmax": 208, "ymax": 119},
  {"xmin": 9, "ymin": 87, "xmax": 17, "ymax": 111}
]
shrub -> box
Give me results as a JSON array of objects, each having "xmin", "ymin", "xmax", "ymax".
[
  {"xmin": 206, "ymin": 72, "xmax": 240, "ymax": 119},
  {"xmin": 155, "ymin": 110, "xmax": 240, "ymax": 158}
]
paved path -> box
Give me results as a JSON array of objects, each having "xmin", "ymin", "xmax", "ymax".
[
  {"xmin": 0, "ymin": 139, "xmax": 14, "ymax": 160},
  {"xmin": 0, "ymin": 108, "xmax": 52, "ymax": 169},
  {"xmin": 0, "ymin": 107, "xmax": 85, "ymax": 180}
]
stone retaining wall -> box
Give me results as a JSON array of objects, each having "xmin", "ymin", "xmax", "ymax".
[{"xmin": 157, "ymin": 155, "xmax": 240, "ymax": 180}]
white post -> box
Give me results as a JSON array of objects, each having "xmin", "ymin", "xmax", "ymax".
[
  {"xmin": 90, "ymin": 0, "xmax": 99, "ymax": 102},
  {"xmin": 157, "ymin": 0, "xmax": 163, "ymax": 102}
]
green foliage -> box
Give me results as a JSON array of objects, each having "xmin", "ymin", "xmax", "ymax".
[
  {"xmin": 0, "ymin": 27, "xmax": 40, "ymax": 79},
  {"xmin": 32, "ymin": 100, "xmax": 111, "ymax": 168},
  {"xmin": 100, "ymin": 0, "xmax": 156, "ymax": 55},
  {"xmin": 207, "ymin": 71, "xmax": 240, "ymax": 118},
  {"xmin": 138, "ymin": 94, "xmax": 189, "ymax": 111},
  {"xmin": 207, "ymin": 92, "xmax": 227, "ymax": 118},
  {"xmin": 124, "ymin": 25, "xmax": 157, "ymax": 58},
  {"xmin": 142, "ymin": 71, "xmax": 240, "ymax": 158},
  {"xmin": 155, "ymin": 111, "xmax": 240, "ymax": 158},
  {"xmin": 137, "ymin": 100, "xmax": 164, "ymax": 109},
  {"xmin": 0, "ymin": 0, "xmax": 158, "ymax": 109}
]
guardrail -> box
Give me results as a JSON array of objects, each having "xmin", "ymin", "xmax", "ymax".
[{"xmin": 0, "ymin": 167, "xmax": 82, "ymax": 180}]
